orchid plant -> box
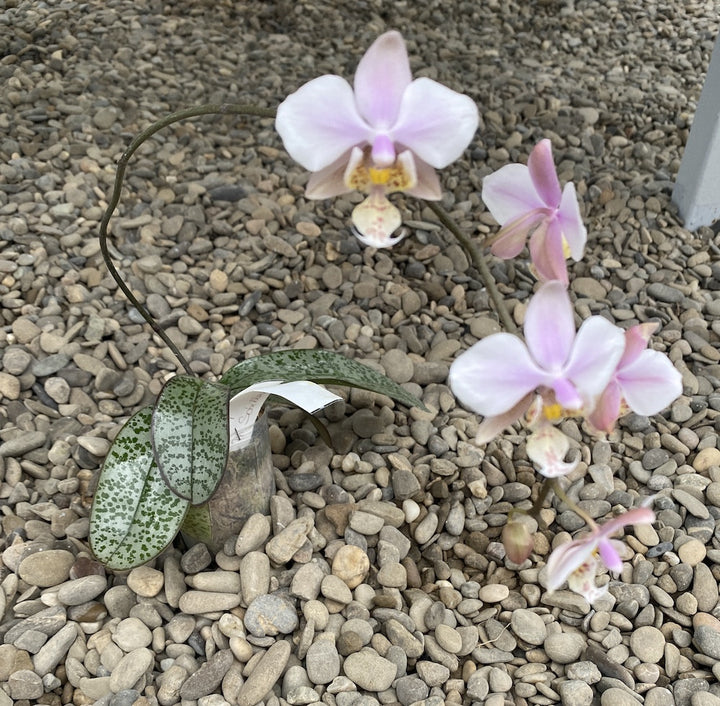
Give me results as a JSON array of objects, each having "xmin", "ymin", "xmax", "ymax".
[
  {"xmin": 88, "ymin": 29, "xmax": 684, "ymax": 606},
  {"xmin": 89, "ymin": 100, "xmax": 426, "ymax": 571}
]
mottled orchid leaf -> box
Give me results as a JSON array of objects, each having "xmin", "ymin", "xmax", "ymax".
[
  {"xmin": 181, "ymin": 504, "xmax": 213, "ymax": 545},
  {"xmin": 220, "ymin": 349, "xmax": 425, "ymax": 410},
  {"xmin": 89, "ymin": 406, "xmax": 189, "ymax": 570},
  {"xmin": 152, "ymin": 376, "xmax": 230, "ymax": 505}
]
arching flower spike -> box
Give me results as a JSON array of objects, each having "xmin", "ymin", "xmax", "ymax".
[
  {"xmin": 481, "ymin": 139, "xmax": 586, "ymax": 284},
  {"xmin": 275, "ymin": 31, "xmax": 479, "ymax": 247}
]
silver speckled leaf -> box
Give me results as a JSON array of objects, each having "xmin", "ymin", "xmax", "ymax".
[
  {"xmin": 220, "ymin": 350, "xmax": 425, "ymax": 410},
  {"xmin": 152, "ymin": 376, "xmax": 230, "ymax": 505},
  {"xmin": 89, "ymin": 406, "xmax": 189, "ymax": 570}
]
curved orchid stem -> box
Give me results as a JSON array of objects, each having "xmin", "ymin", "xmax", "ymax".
[
  {"xmin": 424, "ymin": 200, "xmax": 517, "ymax": 334},
  {"xmin": 99, "ymin": 103, "xmax": 276, "ymax": 377},
  {"xmin": 509, "ymin": 478, "xmax": 554, "ymax": 530},
  {"xmin": 549, "ymin": 478, "xmax": 599, "ymax": 531}
]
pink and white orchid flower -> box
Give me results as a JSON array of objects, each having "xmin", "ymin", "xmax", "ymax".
[
  {"xmin": 275, "ymin": 31, "xmax": 479, "ymax": 248},
  {"xmin": 481, "ymin": 139, "xmax": 586, "ymax": 284},
  {"xmin": 545, "ymin": 504, "xmax": 656, "ymax": 603},
  {"xmin": 587, "ymin": 322, "xmax": 683, "ymax": 432},
  {"xmin": 449, "ymin": 281, "xmax": 625, "ymax": 445}
]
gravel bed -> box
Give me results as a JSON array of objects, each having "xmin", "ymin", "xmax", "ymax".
[{"xmin": 1, "ymin": 1, "xmax": 720, "ymax": 705}]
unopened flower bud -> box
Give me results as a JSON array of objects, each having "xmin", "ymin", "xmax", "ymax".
[{"xmin": 502, "ymin": 520, "xmax": 534, "ymax": 565}]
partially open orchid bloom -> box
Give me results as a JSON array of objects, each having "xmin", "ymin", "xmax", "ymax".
[
  {"xmin": 545, "ymin": 504, "xmax": 656, "ymax": 603},
  {"xmin": 481, "ymin": 139, "xmax": 586, "ymax": 284},
  {"xmin": 502, "ymin": 519, "xmax": 535, "ymax": 565},
  {"xmin": 275, "ymin": 31, "xmax": 479, "ymax": 248},
  {"xmin": 449, "ymin": 281, "xmax": 625, "ymax": 444},
  {"xmin": 587, "ymin": 322, "xmax": 683, "ymax": 432}
]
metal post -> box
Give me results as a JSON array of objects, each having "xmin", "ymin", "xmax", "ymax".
[{"xmin": 672, "ymin": 32, "xmax": 720, "ymax": 231}]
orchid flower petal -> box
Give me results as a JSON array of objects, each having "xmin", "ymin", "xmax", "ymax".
[
  {"xmin": 527, "ymin": 139, "xmax": 561, "ymax": 207},
  {"xmin": 404, "ymin": 155, "xmax": 442, "ymax": 199},
  {"xmin": 528, "ymin": 219, "xmax": 569, "ymax": 284},
  {"xmin": 619, "ymin": 323, "xmax": 659, "ymax": 367},
  {"xmin": 616, "ymin": 350, "xmax": 683, "ymax": 416},
  {"xmin": 482, "ymin": 163, "xmax": 546, "ymax": 224},
  {"xmin": 448, "ymin": 333, "xmax": 548, "ymax": 417},
  {"xmin": 587, "ymin": 380, "xmax": 623, "ymax": 432},
  {"xmin": 391, "ymin": 77, "xmax": 479, "ymax": 169},
  {"xmin": 545, "ymin": 537, "xmax": 598, "ymax": 592},
  {"xmin": 351, "ymin": 191, "xmax": 404, "ymax": 248},
  {"xmin": 305, "ymin": 151, "xmax": 355, "ymax": 199},
  {"xmin": 597, "ymin": 538, "xmax": 623, "ymax": 573},
  {"xmin": 556, "ymin": 182, "xmax": 587, "ymax": 261},
  {"xmin": 597, "ymin": 505, "xmax": 656, "ymax": 539},
  {"xmin": 490, "ymin": 211, "xmax": 545, "ymax": 259},
  {"xmin": 524, "ymin": 281, "xmax": 577, "ymax": 371},
  {"xmin": 276, "ymin": 75, "xmax": 371, "ymax": 172},
  {"xmin": 526, "ymin": 426, "xmax": 579, "ymax": 478},
  {"xmin": 564, "ymin": 316, "xmax": 626, "ymax": 403},
  {"xmin": 353, "ymin": 31, "xmax": 411, "ymax": 128},
  {"xmin": 474, "ymin": 394, "xmax": 534, "ymax": 445}
]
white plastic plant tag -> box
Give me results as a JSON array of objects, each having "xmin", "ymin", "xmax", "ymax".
[{"xmin": 228, "ymin": 380, "xmax": 342, "ymax": 451}]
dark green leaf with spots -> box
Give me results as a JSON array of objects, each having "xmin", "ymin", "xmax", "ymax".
[
  {"xmin": 181, "ymin": 504, "xmax": 213, "ymax": 545},
  {"xmin": 152, "ymin": 375, "xmax": 230, "ymax": 505},
  {"xmin": 220, "ymin": 350, "xmax": 425, "ymax": 410},
  {"xmin": 89, "ymin": 406, "xmax": 189, "ymax": 570}
]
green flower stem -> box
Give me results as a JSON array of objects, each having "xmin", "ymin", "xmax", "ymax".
[
  {"xmin": 509, "ymin": 477, "xmax": 554, "ymax": 530},
  {"xmin": 424, "ymin": 200, "xmax": 517, "ymax": 334},
  {"xmin": 550, "ymin": 477, "xmax": 598, "ymax": 531},
  {"xmin": 99, "ymin": 103, "xmax": 277, "ymax": 376}
]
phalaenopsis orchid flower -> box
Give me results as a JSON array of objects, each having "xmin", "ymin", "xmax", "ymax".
[
  {"xmin": 449, "ymin": 281, "xmax": 625, "ymax": 466},
  {"xmin": 275, "ymin": 31, "xmax": 479, "ymax": 248},
  {"xmin": 481, "ymin": 139, "xmax": 586, "ymax": 284},
  {"xmin": 587, "ymin": 322, "xmax": 683, "ymax": 432},
  {"xmin": 545, "ymin": 503, "xmax": 656, "ymax": 603}
]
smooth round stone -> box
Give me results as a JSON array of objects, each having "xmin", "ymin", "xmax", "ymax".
[
  {"xmin": 416, "ymin": 660, "xmax": 450, "ymax": 687},
  {"xmin": 630, "ymin": 626, "xmax": 665, "ymax": 663},
  {"xmin": 177, "ymin": 591, "xmax": 241, "ymax": 614},
  {"xmin": 376, "ymin": 562, "xmax": 407, "ymax": 589},
  {"xmin": 544, "ymin": 633, "xmax": 585, "ymax": 664},
  {"xmin": 109, "ymin": 647, "xmax": 153, "ymax": 692},
  {"xmin": 694, "ymin": 626, "xmax": 720, "ymax": 659},
  {"xmin": 511, "ymin": 609, "xmax": 547, "ymax": 646},
  {"xmin": 305, "ymin": 638, "xmax": 341, "ymax": 685},
  {"xmin": 56, "ymin": 575, "xmax": 107, "ymax": 605},
  {"xmin": 692, "ymin": 447, "xmax": 720, "ymax": 472},
  {"xmin": 244, "ymin": 593, "xmax": 299, "ymax": 637},
  {"xmin": 126, "ymin": 566, "xmax": 164, "ymax": 598},
  {"xmin": 677, "ymin": 538, "xmax": 706, "ymax": 567},
  {"xmin": 112, "ymin": 617, "xmax": 152, "ymax": 651},
  {"xmin": 235, "ymin": 513, "xmax": 271, "ymax": 557},
  {"xmin": 601, "ymin": 687, "xmax": 644, "ymax": 706},
  {"xmin": 18, "ymin": 550, "xmax": 74, "ymax": 588},
  {"xmin": 342, "ymin": 648, "xmax": 397, "ymax": 691},
  {"xmin": 558, "ymin": 680, "xmax": 593, "ymax": 706},
  {"xmin": 8, "ymin": 669, "xmax": 43, "ymax": 700},
  {"xmin": 489, "ymin": 667, "xmax": 513, "ymax": 693},
  {"xmin": 478, "ymin": 584, "xmax": 509, "ymax": 603},
  {"xmin": 349, "ymin": 510, "xmax": 385, "ymax": 535},
  {"xmin": 331, "ymin": 545, "xmax": 370, "ymax": 589},
  {"xmin": 236, "ymin": 640, "xmax": 291, "ymax": 706},
  {"xmin": 435, "ymin": 624, "xmax": 463, "ymax": 654}
]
